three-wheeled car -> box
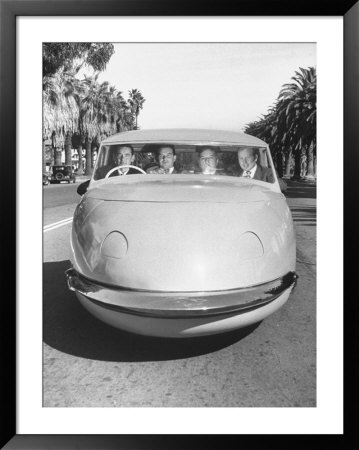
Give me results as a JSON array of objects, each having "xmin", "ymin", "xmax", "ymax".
[{"xmin": 66, "ymin": 129, "xmax": 297, "ymax": 337}]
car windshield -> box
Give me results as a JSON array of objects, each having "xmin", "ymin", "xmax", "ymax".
[{"xmin": 93, "ymin": 143, "xmax": 275, "ymax": 183}]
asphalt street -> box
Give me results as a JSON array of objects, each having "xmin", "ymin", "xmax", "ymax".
[{"xmin": 43, "ymin": 179, "xmax": 316, "ymax": 407}]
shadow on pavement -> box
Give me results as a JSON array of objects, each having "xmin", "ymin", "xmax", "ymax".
[
  {"xmin": 43, "ymin": 260, "xmax": 260, "ymax": 362},
  {"xmin": 284, "ymin": 180, "xmax": 316, "ymax": 199},
  {"xmin": 284, "ymin": 181, "xmax": 316, "ymax": 227},
  {"xmin": 290, "ymin": 205, "xmax": 316, "ymax": 226}
]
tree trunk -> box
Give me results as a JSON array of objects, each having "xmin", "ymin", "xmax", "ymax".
[
  {"xmin": 54, "ymin": 146, "xmax": 62, "ymax": 165},
  {"xmin": 275, "ymin": 150, "xmax": 283, "ymax": 178},
  {"xmin": 283, "ymin": 149, "xmax": 292, "ymax": 178},
  {"xmin": 42, "ymin": 138, "xmax": 46, "ymax": 174},
  {"xmin": 76, "ymin": 144, "xmax": 83, "ymax": 175},
  {"xmin": 300, "ymin": 147, "xmax": 307, "ymax": 178},
  {"xmin": 91, "ymin": 145, "xmax": 98, "ymax": 168},
  {"xmin": 65, "ymin": 132, "xmax": 72, "ymax": 167},
  {"xmin": 291, "ymin": 149, "xmax": 302, "ymax": 180},
  {"xmin": 305, "ymin": 142, "xmax": 316, "ymax": 180},
  {"xmin": 85, "ymin": 138, "xmax": 92, "ymax": 176},
  {"xmin": 50, "ymin": 146, "xmax": 54, "ymax": 166}
]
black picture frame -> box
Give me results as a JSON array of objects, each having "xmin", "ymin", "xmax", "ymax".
[{"xmin": 1, "ymin": 0, "xmax": 356, "ymax": 448}]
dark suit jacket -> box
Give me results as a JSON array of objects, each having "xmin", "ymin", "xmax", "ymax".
[
  {"xmin": 96, "ymin": 165, "xmax": 140, "ymax": 179},
  {"xmin": 238, "ymin": 165, "xmax": 274, "ymax": 183},
  {"xmin": 188, "ymin": 167, "xmax": 228, "ymax": 176},
  {"xmin": 146, "ymin": 165, "xmax": 181, "ymax": 174}
]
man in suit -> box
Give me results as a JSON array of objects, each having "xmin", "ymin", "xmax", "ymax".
[
  {"xmin": 146, "ymin": 145, "xmax": 180, "ymax": 174},
  {"xmin": 237, "ymin": 147, "xmax": 274, "ymax": 183},
  {"xmin": 193, "ymin": 146, "xmax": 231, "ymax": 176},
  {"xmin": 77, "ymin": 144, "xmax": 139, "ymax": 196},
  {"xmin": 197, "ymin": 146, "xmax": 220, "ymax": 175},
  {"xmin": 97, "ymin": 144, "xmax": 140, "ymax": 179}
]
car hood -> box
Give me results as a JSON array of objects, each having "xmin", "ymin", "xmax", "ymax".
[
  {"xmin": 71, "ymin": 176, "xmax": 294, "ymax": 291},
  {"xmin": 87, "ymin": 175, "xmax": 282, "ymax": 203}
]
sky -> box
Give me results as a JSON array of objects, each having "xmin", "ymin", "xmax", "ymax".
[{"xmin": 96, "ymin": 43, "xmax": 316, "ymax": 132}]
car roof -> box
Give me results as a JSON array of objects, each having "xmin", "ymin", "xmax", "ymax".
[{"xmin": 102, "ymin": 128, "xmax": 267, "ymax": 147}]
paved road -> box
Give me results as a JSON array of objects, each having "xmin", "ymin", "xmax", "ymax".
[{"xmin": 43, "ymin": 180, "xmax": 316, "ymax": 407}]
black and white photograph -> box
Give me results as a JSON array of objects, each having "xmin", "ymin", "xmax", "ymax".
[
  {"xmin": 42, "ymin": 42, "xmax": 316, "ymax": 408},
  {"xmin": 9, "ymin": 12, "xmax": 348, "ymax": 441}
]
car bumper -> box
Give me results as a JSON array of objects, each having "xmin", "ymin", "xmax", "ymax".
[{"xmin": 65, "ymin": 268, "xmax": 297, "ymax": 319}]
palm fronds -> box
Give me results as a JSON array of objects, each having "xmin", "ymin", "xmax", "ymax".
[{"xmin": 244, "ymin": 66, "xmax": 316, "ymax": 177}]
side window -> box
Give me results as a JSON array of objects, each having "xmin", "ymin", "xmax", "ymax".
[{"xmin": 93, "ymin": 146, "xmax": 111, "ymax": 180}]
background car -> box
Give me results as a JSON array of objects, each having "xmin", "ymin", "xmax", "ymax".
[
  {"xmin": 66, "ymin": 129, "xmax": 297, "ymax": 338},
  {"xmin": 49, "ymin": 165, "xmax": 76, "ymax": 184}
]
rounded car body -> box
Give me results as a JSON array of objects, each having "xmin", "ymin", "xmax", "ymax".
[{"xmin": 66, "ymin": 129, "xmax": 297, "ymax": 338}]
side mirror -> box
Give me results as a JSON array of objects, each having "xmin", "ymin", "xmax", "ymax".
[{"xmin": 77, "ymin": 179, "xmax": 90, "ymax": 196}]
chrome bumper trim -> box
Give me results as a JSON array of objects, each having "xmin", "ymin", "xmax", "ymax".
[{"xmin": 65, "ymin": 268, "xmax": 297, "ymax": 318}]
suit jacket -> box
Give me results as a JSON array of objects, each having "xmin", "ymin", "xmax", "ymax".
[
  {"xmin": 188, "ymin": 167, "xmax": 229, "ymax": 176},
  {"xmin": 238, "ymin": 165, "xmax": 274, "ymax": 183},
  {"xmin": 96, "ymin": 165, "xmax": 140, "ymax": 179},
  {"xmin": 146, "ymin": 165, "xmax": 181, "ymax": 174}
]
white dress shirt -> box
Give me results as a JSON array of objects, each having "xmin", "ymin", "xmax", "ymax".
[
  {"xmin": 117, "ymin": 168, "xmax": 129, "ymax": 175},
  {"xmin": 202, "ymin": 168, "xmax": 217, "ymax": 175},
  {"xmin": 242, "ymin": 164, "xmax": 257, "ymax": 179}
]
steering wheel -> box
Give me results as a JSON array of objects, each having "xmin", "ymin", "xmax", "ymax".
[{"xmin": 105, "ymin": 165, "xmax": 146, "ymax": 178}]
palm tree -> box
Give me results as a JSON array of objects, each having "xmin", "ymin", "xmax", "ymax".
[
  {"xmin": 277, "ymin": 67, "xmax": 316, "ymax": 179},
  {"xmin": 115, "ymin": 92, "xmax": 134, "ymax": 132},
  {"xmin": 244, "ymin": 66, "xmax": 316, "ymax": 181},
  {"xmin": 43, "ymin": 70, "xmax": 79, "ymax": 172},
  {"xmin": 78, "ymin": 75, "xmax": 132, "ymax": 175},
  {"xmin": 128, "ymin": 89, "xmax": 145, "ymax": 129},
  {"xmin": 43, "ymin": 43, "xmax": 116, "ymax": 173},
  {"xmin": 78, "ymin": 74, "xmax": 105, "ymax": 175},
  {"xmin": 43, "ymin": 46, "xmax": 146, "ymax": 177},
  {"xmin": 244, "ymin": 106, "xmax": 284, "ymax": 175}
]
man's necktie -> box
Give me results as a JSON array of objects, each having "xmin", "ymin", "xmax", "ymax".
[{"xmin": 243, "ymin": 170, "xmax": 251, "ymax": 178}]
